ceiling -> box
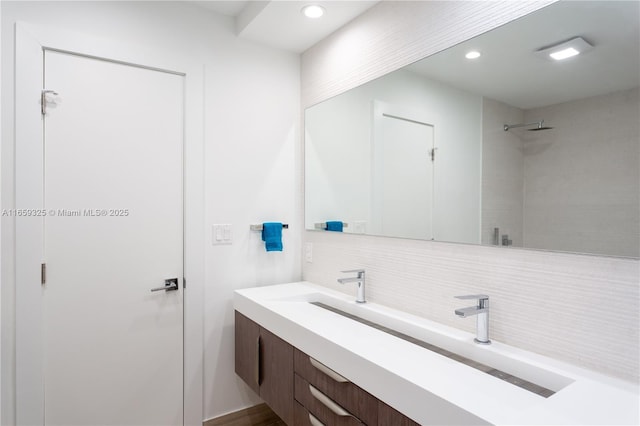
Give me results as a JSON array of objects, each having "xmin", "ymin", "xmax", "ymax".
[
  {"xmin": 192, "ymin": 0, "xmax": 249, "ymax": 17},
  {"xmin": 189, "ymin": 1, "xmax": 639, "ymax": 108},
  {"xmin": 405, "ymin": 1, "xmax": 640, "ymax": 110},
  {"xmin": 191, "ymin": 0, "xmax": 379, "ymax": 53}
]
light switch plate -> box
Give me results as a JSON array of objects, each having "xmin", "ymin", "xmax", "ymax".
[
  {"xmin": 305, "ymin": 242, "xmax": 313, "ymax": 263},
  {"xmin": 212, "ymin": 224, "xmax": 232, "ymax": 245},
  {"xmin": 354, "ymin": 221, "xmax": 367, "ymax": 234}
]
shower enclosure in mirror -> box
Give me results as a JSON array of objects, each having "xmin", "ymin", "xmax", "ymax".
[{"xmin": 304, "ymin": 0, "xmax": 639, "ymax": 258}]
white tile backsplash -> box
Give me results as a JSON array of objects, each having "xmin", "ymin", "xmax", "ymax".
[{"xmin": 303, "ymin": 232, "xmax": 639, "ymax": 382}]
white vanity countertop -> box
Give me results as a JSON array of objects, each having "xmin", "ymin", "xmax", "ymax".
[{"xmin": 234, "ymin": 282, "xmax": 639, "ymax": 426}]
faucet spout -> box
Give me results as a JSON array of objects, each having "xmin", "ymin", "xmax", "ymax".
[
  {"xmin": 454, "ymin": 294, "xmax": 491, "ymax": 344},
  {"xmin": 454, "ymin": 306, "xmax": 488, "ymax": 317},
  {"xmin": 338, "ymin": 269, "xmax": 366, "ymax": 303}
]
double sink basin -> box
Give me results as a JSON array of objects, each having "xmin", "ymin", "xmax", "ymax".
[{"xmin": 280, "ymin": 291, "xmax": 573, "ymax": 398}]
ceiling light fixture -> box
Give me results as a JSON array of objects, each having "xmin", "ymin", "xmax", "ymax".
[
  {"xmin": 302, "ymin": 4, "xmax": 325, "ymax": 19},
  {"xmin": 465, "ymin": 51, "xmax": 481, "ymax": 59},
  {"xmin": 536, "ymin": 37, "xmax": 593, "ymax": 61}
]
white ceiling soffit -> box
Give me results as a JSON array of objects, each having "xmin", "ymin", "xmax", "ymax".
[
  {"xmin": 235, "ymin": 1, "xmax": 379, "ymax": 53},
  {"xmin": 192, "ymin": 1, "xmax": 250, "ymax": 17},
  {"xmin": 405, "ymin": 1, "xmax": 640, "ymax": 110}
]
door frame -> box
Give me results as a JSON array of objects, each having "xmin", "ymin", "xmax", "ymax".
[{"xmin": 14, "ymin": 22, "xmax": 204, "ymax": 426}]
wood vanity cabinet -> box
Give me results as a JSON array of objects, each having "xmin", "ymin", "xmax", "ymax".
[
  {"xmin": 234, "ymin": 311, "xmax": 294, "ymax": 425},
  {"xmin": 235, "ymin": 310, "xmax": 419, "ymax": 426},
  {"xmin": 234, "ymin": 311, "xmax": 260, "ymax": 394}
]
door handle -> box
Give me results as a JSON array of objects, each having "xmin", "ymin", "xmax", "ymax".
[
  {"xmin": 150, "ymin": 278, "xmax": 179, "ymax": 292},
  {"xmin": 255, "ymin": 336, "xmax": 261, "ymax": 387}
]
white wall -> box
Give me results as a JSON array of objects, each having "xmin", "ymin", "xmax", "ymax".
[
  {"xmin": 1, "ymin": 1, "xmax": 300, "ymax": 423},
  {"xmin": 306, "ymin": 69, "xmax": 482, "ymax": 243},
  {"xmin": 522, "ymin": 88, "xmax": 639, "ymax": 257},
  {"xmin": 0, "ymin": 3, "xmax": 3, "ymax": 422},
  {"xmin": 301, "ymin": 0, "xmax": 639, "ymax": 383}
]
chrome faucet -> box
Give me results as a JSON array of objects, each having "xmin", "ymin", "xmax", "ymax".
[
  {"xmin": 454, "ymin": 294, "xmax": 491, "ymax": 345},
  {"xmin": 337, "ymin": 269, "xmax": 366, "ymax": 303}
]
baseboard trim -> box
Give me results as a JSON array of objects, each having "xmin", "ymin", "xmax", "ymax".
[{"xmin": 203, "ymin": 403, "xmax": 284, "ymax": 426}]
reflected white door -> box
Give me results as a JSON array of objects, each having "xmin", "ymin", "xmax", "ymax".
[
  {"xmin": 376, "ymin": 114, "xmax": 434, "ymax": 239},
  {"xmin": 43, "ymin": 50, "xmax": 184, "ymax": 425}
]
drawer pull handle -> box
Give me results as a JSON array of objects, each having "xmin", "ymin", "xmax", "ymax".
[
  {"xmin": 309, "ymin": 357, "xmax": 348, "ymax": 383},
  {"xmin": 308, "ymin": 412, "xmax": 325, "ymax": 426},
  {"xmin": 308, "ymin": 384, "xmax": 352, "ymax": 417},
  {"xmin": 255, "ymin": 336, "xmax": 260, "ymax": 386}
]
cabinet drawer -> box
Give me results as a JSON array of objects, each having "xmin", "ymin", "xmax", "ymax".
[
  {"xmin": 295, "ymin": 374, "xmax": 365, "ymax": 426},
  {"xmin": 294, "ymin": 349, "xmax": 378, "ymax": 425},
  {"xmin": 295, "ymin": 400, "xmax": 329, "ymax": 426}
]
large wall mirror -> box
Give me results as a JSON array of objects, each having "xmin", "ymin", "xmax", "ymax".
[{"xmin": 305, "ymin": 0, "xmax": 639, "ymax": 258}]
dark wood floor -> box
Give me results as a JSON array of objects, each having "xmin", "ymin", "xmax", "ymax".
[{"xmin": 203, "ymin": 403, "xmax": 285, "ymax": 426}]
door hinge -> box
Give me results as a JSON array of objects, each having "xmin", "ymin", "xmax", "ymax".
[
  {"xmin": 41, "ymin": 90, "xmax": 59, "ymax": 116},
  {"xmin": 429, "ymin": 148, "xmax": 437, "ymax": 162},
  {"xmin": 183, "ymin": 277, "xmax": 186, "ymax": 289},
  {"xmin": 41, "ymin": 263, "xmax": 46, "ymax": 285}
]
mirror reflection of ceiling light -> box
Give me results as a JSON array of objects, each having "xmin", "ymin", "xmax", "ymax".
[
  {"xmin": 537, "ymin": 37, "xmax": 593, "ymax": 61},
  {"xmin": 302, "ymin": 4, "xmax": 325, "ymax": 19},
  {"xmin": 550, "ymin": 47, "xmax": 579, "ymax": 60},
  {"xmin": 465, "ymin": 51, "xmax": 481, "ymax": 59}
]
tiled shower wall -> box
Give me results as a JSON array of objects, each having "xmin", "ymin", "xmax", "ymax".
[
  {"xmin": 522, "ymin": 88, "xmax": 640, "ymax": 257},
  {"xmin": 301, "ymin": 1, "xmax": 639, "ymax": 382}
]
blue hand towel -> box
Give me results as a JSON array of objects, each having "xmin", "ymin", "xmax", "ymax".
[
  {"xmin": 325, "ymin": 221, "xmax": 343, "ymax": 232},
  {"xmin": 261, "ymin": 222, "xmax": 283, "ymax": 252}
]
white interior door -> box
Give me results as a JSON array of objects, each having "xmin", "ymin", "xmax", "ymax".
[
  {"xmin": 373, "ymin": 108, "xmax": 434, "ymax": 240},
  {"xmin": 42, "ymin": 50, "xmax": 184, "ymax": 425}
]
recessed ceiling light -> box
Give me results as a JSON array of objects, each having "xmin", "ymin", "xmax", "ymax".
[
  {"xmin": 302, "ymin": 4, "xmax": 325, "ymax": 19},
  {"xmin": 536, "ymin": 37, "xmax": 593, "ymax": 61},
  {"xmin": 549, "ymin": 47, "xmax": 579, "ymax": 60},
  {"xmin": 465, "ymin": 51, "xmax": 481, "ymax": 59}
]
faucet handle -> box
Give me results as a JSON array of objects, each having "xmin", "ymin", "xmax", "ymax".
[
  {"xmin": 455, "ymin": 294, "xmax": 488, "ymax": 300},
  {"xmin": 341, "ymin": 269, "xmax": 365, "ymax": 274}
]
